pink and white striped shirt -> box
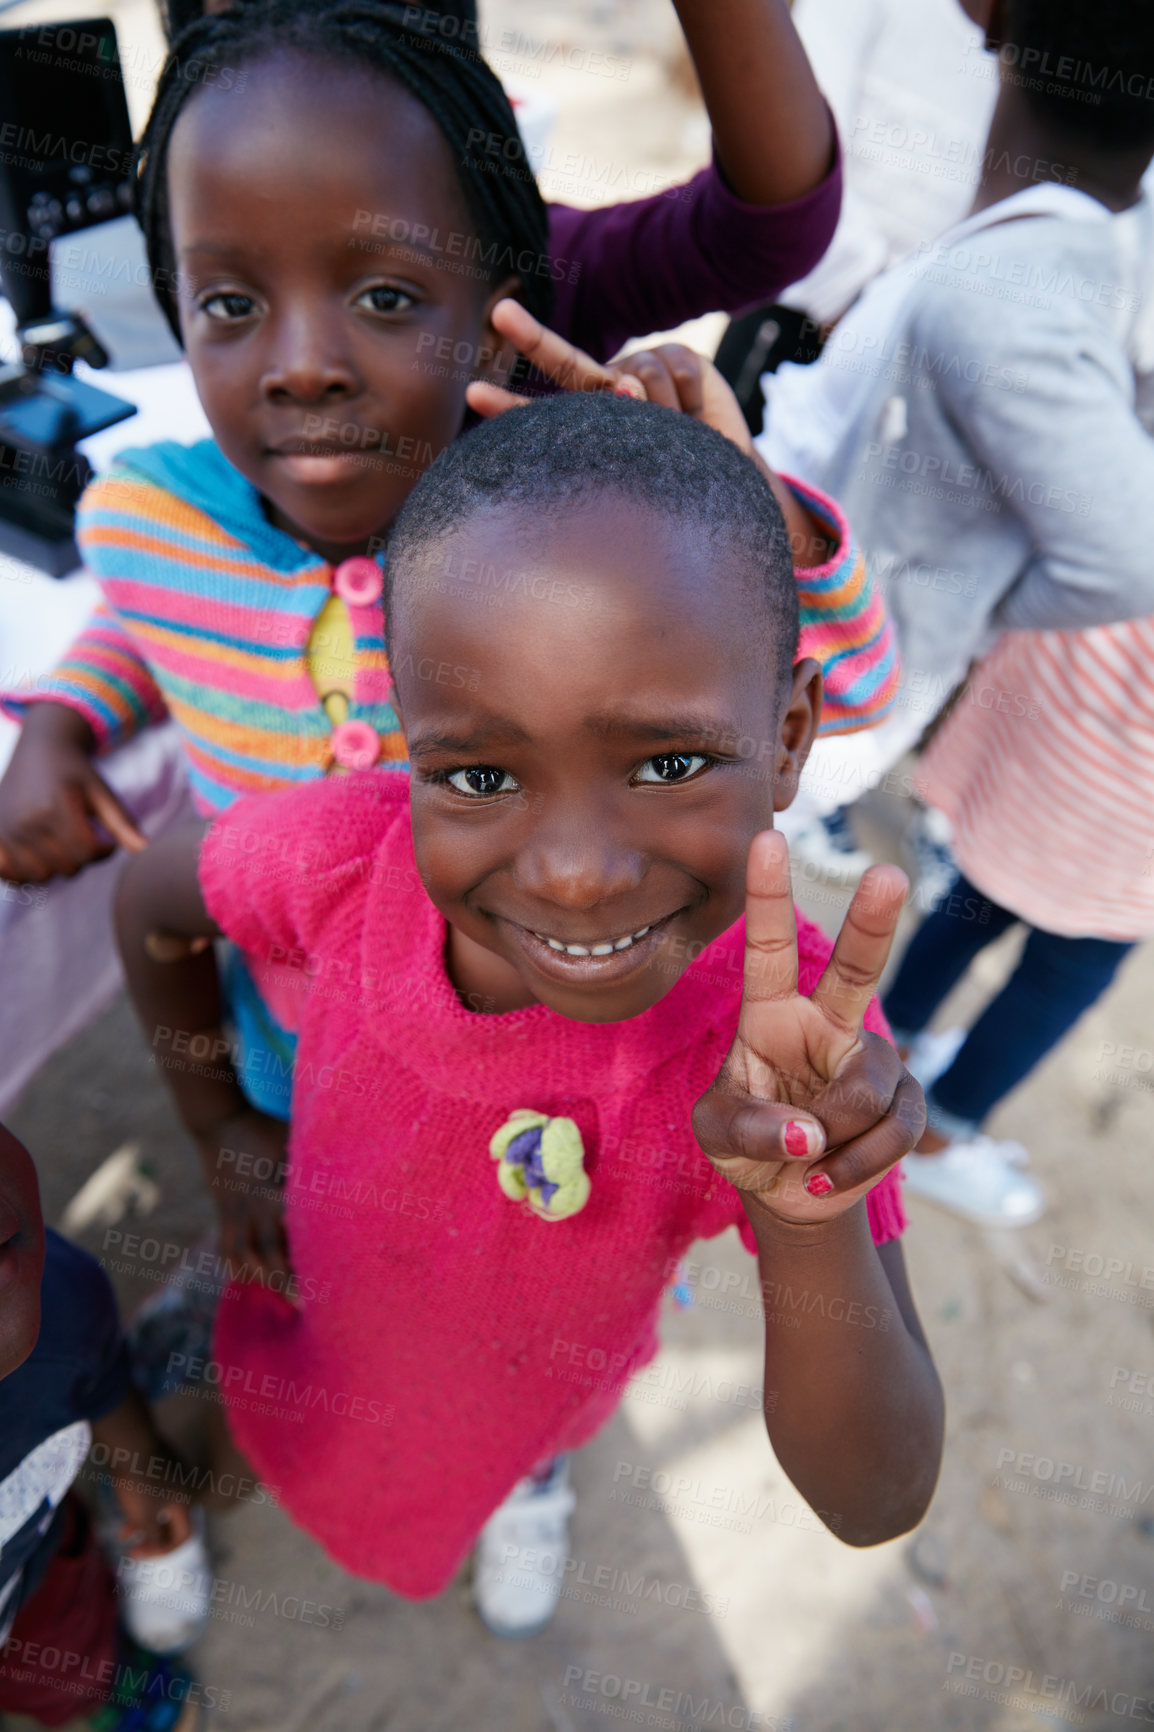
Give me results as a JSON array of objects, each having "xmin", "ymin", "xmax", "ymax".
[{"xmin": 917, "ymin": 617, "xmax": 1154, "ymax": 940}]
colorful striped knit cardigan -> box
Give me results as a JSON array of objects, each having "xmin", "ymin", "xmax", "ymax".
[{"xmin": 1, "ymin": 439, "xmax": 897, "ymax": 810}]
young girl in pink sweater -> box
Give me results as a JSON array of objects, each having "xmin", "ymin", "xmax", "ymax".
[{"xmin": 114, "ymin": 389, "xmax": 941, "ymax": 1635}]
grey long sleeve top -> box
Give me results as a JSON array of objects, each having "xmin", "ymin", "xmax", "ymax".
[{"xmin": 760, "ymin": 183, "xmax": 1154, "ymax": 703}]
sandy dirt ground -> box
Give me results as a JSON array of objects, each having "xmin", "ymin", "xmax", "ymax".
[{"xmin": 4, "ymin": 2, "xmax": 1154, "ymax": 1728}]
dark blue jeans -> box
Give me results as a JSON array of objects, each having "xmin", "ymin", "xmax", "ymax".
[{"xmin": 883, "ymin": 872, "xmax": 1134, "ymax": 1137}]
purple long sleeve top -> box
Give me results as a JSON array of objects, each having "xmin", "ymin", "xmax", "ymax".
[{"xmin": 547, "ymin": 147, "xmax": 842, "ymax": 360}]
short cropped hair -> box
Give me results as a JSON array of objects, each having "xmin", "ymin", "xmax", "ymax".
[
  {"xmin": 1001, "ymin": 1, "xmax": 1154, "ymax": 148},
  {"xmin": 386, "ymin": 392, "xmax": 798, "ymax": 682}
]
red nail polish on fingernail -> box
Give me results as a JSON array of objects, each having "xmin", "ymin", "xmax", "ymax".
[
  {"xmin": 805, "ymin": 1172, "xmax": 834, "ymax": 1198},
  {"xmin": 784, "ymin": 1121, "xmax": 811, "ymax": 1159}
]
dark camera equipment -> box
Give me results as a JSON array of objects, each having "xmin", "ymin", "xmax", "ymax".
[
  {"xmin": 713, "ymin": 304, "xmax": 826, "ymax": 438},
  {"xmin": 0, "ymin": 17, "xmax": 137, "ymax": 574}
]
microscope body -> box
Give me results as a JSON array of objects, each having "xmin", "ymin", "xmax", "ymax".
[{"xmin": 0, "ymin": 18, "xmax": 138, "ymax": 574}]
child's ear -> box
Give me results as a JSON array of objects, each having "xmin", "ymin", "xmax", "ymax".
[
  {"xmin": 773, "ymin": 657, "xmax": 822, "ymax": 814},
  {"xmin": 476, "ymin": 277, "xmax": 524, "ymax": 387}
]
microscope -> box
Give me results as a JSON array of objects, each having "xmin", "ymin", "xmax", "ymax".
[{"xmin": 0, "ymin": 18, "xmax": 138, "ymax": 574}]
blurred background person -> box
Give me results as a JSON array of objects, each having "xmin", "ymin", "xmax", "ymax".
[
  {"xmin": 881, "ymin": 613, "xmax": 1154, "ymax": 1225},
  {"xmin": 715, "ymin": 0, "xmax": 995, "ymax": 433},
  {"xmin": 756, "ymin": 0, "xmax": 1154, "ymax": 891}
]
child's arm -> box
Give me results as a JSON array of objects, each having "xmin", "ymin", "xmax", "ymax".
[
  {"xmin": 693, "ymin": 834, "xmax": 943, "ymax": 1545},
  {"xmin": 671, "ymin": 0, "xmax": 835, "ymax": 205},
  {"xmin": 545, "ymin": 2, "xmax": 838, "ymax": 363},
  {"xmin": 776, "ymin": 0, "xmax": 910, "ymax": 327},
  {"xmin": 113, "ymin": 823, "xmax": 293, "ymax": 1282},
  {"xmin": 741, "ymin": 1196, "xmax": 939, "ymax": 1545},
  {"xmin": 89, "ymin": 1387, "xmax": 195, "ymax": 1554}
]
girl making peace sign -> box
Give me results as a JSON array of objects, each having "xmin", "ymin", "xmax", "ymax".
[{"xmin": 114, "ymin": 383, "xmax": 942, "ymax": 1635}]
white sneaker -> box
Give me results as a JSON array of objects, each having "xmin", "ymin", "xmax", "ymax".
[
  {"xmin": 902, "ymin": 1135, "xmax": 1046, "ymax": 1227},
  {"xmin": 904, "ymin": 1027, "xmax": 966, "ymax": 1093},
  {"xmin": 473, "ymin": 1458, "xmax": 576, "ymax": 1638},
  {"xmin": 116, "ymin": 1508, "xmax": 213, "ymax": 1653},
  {"xmin": 789, "ymin": 808, "xmax": 873, "ymax": 886}
]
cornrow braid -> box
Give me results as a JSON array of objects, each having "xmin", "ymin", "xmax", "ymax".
[
  {"xmin": 160, "ymin": 1, "xmax": 479, "ymax": 39},
  {"xmin": 136, "ymin": 0, "xmax": 551, "ymax": 344}
]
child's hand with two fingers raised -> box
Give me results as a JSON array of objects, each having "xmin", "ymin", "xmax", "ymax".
[
  {"xmin": 693, "ymin": 830, "xmax": 924, "ymax": 1224},
  {"xmin": 692, "ymin": 832, "xmax": 942, "ymax": 1548}
]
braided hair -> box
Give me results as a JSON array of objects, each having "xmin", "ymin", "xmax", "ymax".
[
  {"xmin": 160, "ymin": 0, "xmax": 478, "ymax": 37},
  {"xmin": 137, "ymin": 0, "xmax": 550, "ymax": 344}
]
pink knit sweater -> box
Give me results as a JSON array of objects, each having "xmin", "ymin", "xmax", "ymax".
[{"xmin": 200, "ymin": 772, "xmax": 905, "ymax": 1596}]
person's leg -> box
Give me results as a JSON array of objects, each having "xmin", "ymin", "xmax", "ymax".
[
  {"xmin": 474, "ymin": 1456, "xmax": 576, "ymax": 1638},
  {"xmin": 901, "ymin": 925, "xmax": 1136, "ymax": 1225},
  {"xmin": 882, "ymin": 873, "xmax": 1018, "ymax": 1047},
  {"xmin": 927, "ymin": 927, "xmax": 1136, "ymax": 1138},
  {"xmin": 202, "ymin": 1397, "xmax": 263, "ymax": 1511}
]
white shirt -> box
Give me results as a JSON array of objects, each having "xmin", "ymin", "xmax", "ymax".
[{"xmin": 785, "ymin": 0, "xmax": 997, "ymax": 322}]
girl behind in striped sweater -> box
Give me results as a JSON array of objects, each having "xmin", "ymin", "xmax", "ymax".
[
  {"xmin": 0, "ymin": 0, "xmax": 895, "ymax": 1115},
  {"xmin": 0, "ymin": 0, "xmax": 890, "ymax": 854}
]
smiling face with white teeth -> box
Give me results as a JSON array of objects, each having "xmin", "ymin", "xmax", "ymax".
[{"xmin": 391, "ymin": 496, "xmax": 821, "ymax": 1023}]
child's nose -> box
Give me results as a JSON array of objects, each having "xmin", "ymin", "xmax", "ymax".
[
  {"xmin": 261, "ymin": 310, "xmax": 360, "ymax": 404},
  {"xmin": 515, "ymin": 822, "xmax": 646, "ymax": 911}
]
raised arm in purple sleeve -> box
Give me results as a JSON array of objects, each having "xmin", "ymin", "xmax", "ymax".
[{"xmin": 547, "ymin": 140, "xmax": 842, "ymax": 364}]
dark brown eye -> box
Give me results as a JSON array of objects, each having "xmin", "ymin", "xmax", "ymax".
[
  {"xmin": 636, "ymin": 753, "xmax": 708, "ymax": 784},
  {"xmin": 448, "ymin": 766, "xmax": 517, "ymax": 796},
  {"xmin": 357, "ymin": 285, "xmax": 416, "ymax": 315},
  {"xmin": 202, "ymin": 292, "xmax": 255, "ymax": 321}
]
